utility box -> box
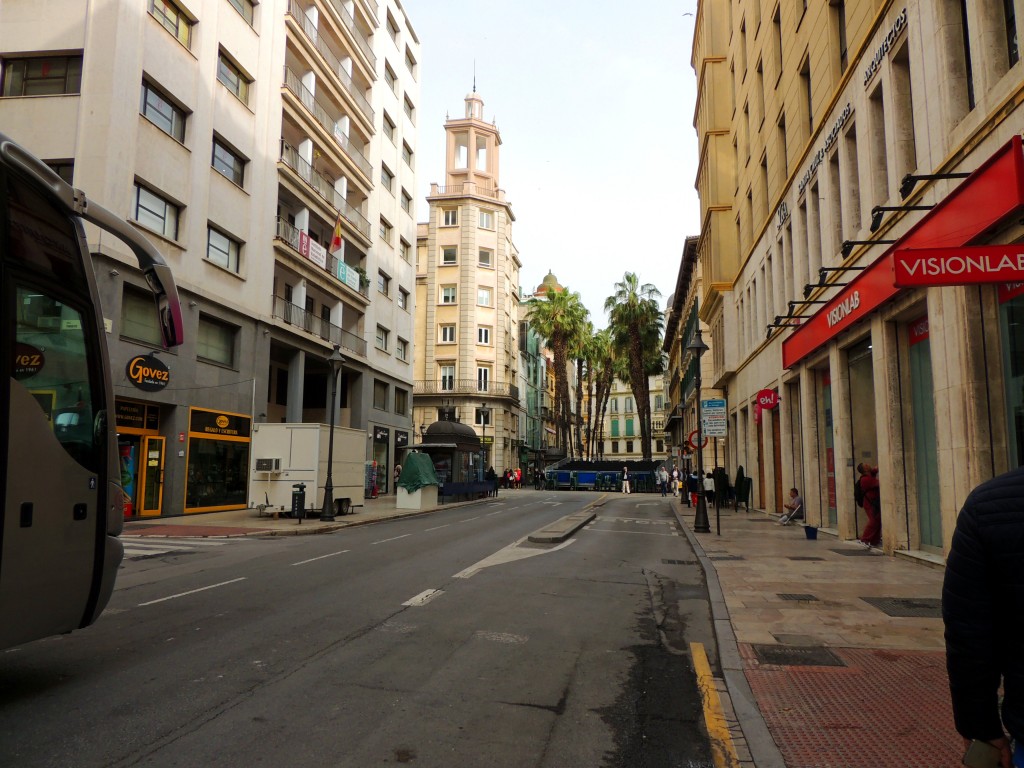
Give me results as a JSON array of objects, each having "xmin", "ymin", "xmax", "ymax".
[{"xmin": 249, "ymin": 423, "xmax": 365, "ymax": 516}]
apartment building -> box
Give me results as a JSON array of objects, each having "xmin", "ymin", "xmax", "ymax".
[
  {"xmin": 413, "ymin": 91, "xmax": 521, "ymax": 476},
  {"xmin": 0, "ymin": 0, "xmax": 418, "ymax": 514},
  {"xmin": 692, "ymin": 0, "xmax": 1024, "ymax": 560},
  {"xmin": 598, "ymin": 375, "xmax": 668, "ymax": 464}
]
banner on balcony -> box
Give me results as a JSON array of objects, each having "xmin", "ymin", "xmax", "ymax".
[
  {"xmin": 297, "ymin": 231, "xmax": 327, "ymax": 269},
  {"xmin": 335, "ymin": 260, "xmax": 362, "ymax": 292}
]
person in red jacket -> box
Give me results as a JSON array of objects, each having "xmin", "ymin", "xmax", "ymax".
[{"xmin": 856, "ymin": 463, "xmax": 881, "ymax": 547}]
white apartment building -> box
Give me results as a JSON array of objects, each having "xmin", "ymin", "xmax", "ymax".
[{"xmin": 0, "ymin": 0, "xmax": 418, "ymax": 514}]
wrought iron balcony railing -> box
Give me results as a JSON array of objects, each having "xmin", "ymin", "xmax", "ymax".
[
  {"xmin": 272, "ymin": 294, "xmax": 367, "ymax": 356},
  {"xmin": 279, "ymin": 142, "xmax": 371, "ymax": 240},
  {"xmin": 413, "ymin": 380, "xmax": 520, "ymax": 400}
]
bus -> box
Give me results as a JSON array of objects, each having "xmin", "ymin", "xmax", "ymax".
[{"xmin": 0, "ymin": 131, "xmax": 183, "ymax": 649}]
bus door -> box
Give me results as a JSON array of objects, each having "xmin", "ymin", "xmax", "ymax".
[{"xmin": 139, "ymin": 436, "xmax": 165, "ymax": 516}]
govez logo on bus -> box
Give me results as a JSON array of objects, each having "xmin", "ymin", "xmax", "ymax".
[{"xmin": 126, "ymin": 354, "xmax": 169, "ymax": 392}]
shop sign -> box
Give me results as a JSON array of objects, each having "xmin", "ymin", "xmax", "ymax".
[
  {"xmin": 863, "ymin": 8, "xmax": 908, "ymax": 87},
  {"xmin": 126, "ymin": 354, "xmax": 170, "ymax": 392},
  {"xmin": 701, "ymin": 398, "xmax": 728, "ymax": 437},
  {"xmin": 297, "ymin": 230, "xmax": 327, "ymax": 270},
  {"xmin": 909, "ymin": 317, "xmax": 929, "ymax": 346},
  {"xmin": 894, "ymin": 245, "xmax": 1024, "ymax": 286},
  {"xmin": 13, "ymin": 342, "xmax": 45, "ymax": 379},
  {"xmin": 756, "ymin": 389, "xmax": 779, "ymax": 409},
  {"xmin": 395, "ymin": 430, "xmax": 409, "ymax": 447},
  {"xmin": 189, "ymin": 408, "xmax": 251, "ymax": 439},
  {"xmin": 115, "ymin": 400, "xmax": 160, "ymax": 431},
  {"xmin": 798, "ymin": 103, "xmax": 852, "ymax": 196},
  {"xmin": 373, "ymin": 426, "xmax": 389, "ymax": 442},
  {"xmin": 335, "ymin": 260, "xmax": 362, "ymax": 292}
]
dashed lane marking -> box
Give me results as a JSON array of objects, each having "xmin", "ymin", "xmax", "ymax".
[
  {"xmin": 425, "ymin": 524, "xmax": 450, "ymax": 532},
  {"xmin": 371, "ymin": 534, "xmax": 412, "ymax": 545},
  {"xmin": 138, "ymin": 577, "xmax": 247, "ymax": 607},
  {"xmin": 291, "ymin": 550, "xmax": 350, "ymax": 566},
  {"xmin": 402, "ymin": 589, "xmax": 444, "ymax": 607}
]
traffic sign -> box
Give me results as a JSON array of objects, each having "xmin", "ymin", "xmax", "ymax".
[
  {"xmin": 702, "ymin": 398, "xmax": 727, "ymax": 437},
  {"xmin": 687, "ymin": 429, "xmax": 708, "ymax": 450}
]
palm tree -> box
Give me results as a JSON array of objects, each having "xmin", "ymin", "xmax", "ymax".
[
  {"xmin": 570, "ymin": 319, "xmax": 593, "ymax": 458},
  {"xmin": 527, "ymin": 286, "xmax": 588, "ymax": 459},
  {"xmin": 605, "ymin": 273, "xmax": 664, "ymax": 460},
  {"xmin": 589, "ymin": 330, "xmax": 622, "ymax": 460}
]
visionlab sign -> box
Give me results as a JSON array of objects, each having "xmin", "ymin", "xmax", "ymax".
[{"xmin": 894, "ymin": 245, "xmax": 1024, "ymax": 287}]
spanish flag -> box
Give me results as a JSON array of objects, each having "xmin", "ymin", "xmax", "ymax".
[{"xmin": 329, "ymin": 212, "xmax": 344, "ymax": 255}]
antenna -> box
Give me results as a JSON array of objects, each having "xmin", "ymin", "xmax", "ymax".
[{"xmin": 473, "ymin": 60, "xmax": 476, "ymax": 93}]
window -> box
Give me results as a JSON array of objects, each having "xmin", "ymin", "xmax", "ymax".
[
  {"xmin": 1005, "ymin": 0, "xmax": 1019, "ymax": 67},
  {"xmin": 611, "ymin": 441, "xmax": 619, "ymax": 454},
  {"xmin": 227, "ymin": 0, "xmax": 254, "ymax": 24},
  {"xmin": 401, "ymin": 189, "xmax": 412, "ymax": 213},
  {"xmin": 398, "ymin": 288, "xmax": 409, "ymax": 310},
  {"xmin": 475, "ymin": 136, "xmax": 487, "ymax": 169},
  {"xmin": 402, "ymin": 142, "xmax": 414, "ymax": 167},
  {"xmin": 625, "ymin": 397, "xmax": 634, "ymax": 413},
  {"xmin": 212, "ymin": 137, "xmax": 245, "ymax": 185},
  {"xmin": 395, "ymin": 387, "xmax": 409, "ymax": 414},
  {"xmin": 611, "ymin": 420, "xmax": 620, "ymax": 437},
  {"xmin": 386, "ymin": 13, "xmax": 400, "ymax": 41},
  {"xmin": 217, "ymin": 51, "xmax": 250, "ymax": 105},
  {"xmin": 396, "ymin": 338, "xmax": 408, "ymax": 362},
  {"xmin": 611, "ymin": 398, "xmax": 618, "ymax": 412},
  {"xmin": 1, "ymin": 55, "xmax": 83, "ymax": 97},
  {"xmin": 655, "ymin": 395, "xmax": 663, "ymax": 410},
  {"xmin": 375, "ymin": 325, "xmax": 390, "ymax": 352},
  {"xmin": 800, "ymin": 55, "xmax": 812, "ymax": 134},
  {"xmin": 478, "ymin": 326, "xmax": 491, "ymax": 345},
  {"xmin": 379, "ymin": 217, "xmax": 392, "ymax": 244},
  {"xmin": 440, "ymin": 324, "xmax": 456, "ymax": 343},
  {"xmin": 479, "ymin": 209, "xmax": 495, "ymax": 229},
  {"xmin": 478, "ymin": 248, "xmax": 493, "ymax": 267},
  {"xmin": 207, "ymin": 226, "xmax": 240, "ymax": 272},
  {"xmin": 831, "ymin": 0, "xmax": 848, "ymax": 71},
  {"xmin": 441, "ymin": 246, "xmax": 458, "ymax": 265},
  {"xmin": 400, "ymin": 239, "xmax": 411, "ymax": 262},
  {"xmin": 384, "ymin": 63, "xmax": 397, "ymax": 93},
  {"xmin": 197, "ymin": 315, "xmax": 236, "ymax": 366},
  {"xmin": 141, "ymin": 80, "xmax": 185, "ymax": 141},
  {"xmin": 772, "ymin": 6, "xmax": 783, "ymax": 82},
  {"xmin": 656, "ymin": 439, "xmax": 664, "ymax": 453},
  {"xmin": 443, "ymin": 208, "xmax": 458, "ymax": 226},
  {"xmin": 440, "ymin": 365, "xmax": 455, "ymax": 391},
  {"xmin": 477, "ymin": 287, "xmax": 492, "ymax": 307},
  {"xmin": 475, "ymin": 407, "xmax": 490, "ymax": 426},
  {"xmin": 373, "ymin": 379, "xmax": 388, "ymax": 409},
  {"xmin": 383, "ymin": 112, "xmax": 395, "ymax": 142},
  {"xmin": 455, "ymin": 134, "xmax": 468, "ymax": 168},
  {"xmin": 149, "ymin": 0, "xmax": 193, "ymax": 48},
  {"xmin": 477, "ymin": 366, "xmax": 490, "ymax": 392},
  {"xmin": 44, "ymin": 160, "xmax": 74, "ymax": 185},
  {"xmin": 121, "ymin": 289, "xmax": 163, "ymax": 345},
  {"xmin": 403, "ymin": 94, "xmax": 415, "ymax": 122},
  {"xmin": 133, "ymin": 183, "xmax": 180, "ymax": 240},
  {"xmin": 626, "ymin": 441, "xmax": 634, "ymax": 454},
  {"xmin": 377, "ymin": 271, "xmax": 390, "ymax": 296},
  {"xmin": 626, "ymin": 418, "xmax": 635, "ymax": 437},
  {"xmin": 405, "ymin": 47, "xmax": 417, "ymax": 77},
  {"xmin": 440, "ymin": 285, "xmax": 456, "ymax": 304},
  {"xmin": 381, "ymin": 164, "xmax": 394, "ymax": 192}
]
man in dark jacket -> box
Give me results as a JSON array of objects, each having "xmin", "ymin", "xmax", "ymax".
[{"xmin": 943, "ymin": 466, "xmax": 1024, "ymax": 768}]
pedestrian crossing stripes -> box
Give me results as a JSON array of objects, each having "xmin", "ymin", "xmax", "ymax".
[{"xmin": 121, "ymin": 536, "xmax": 242, "ymax": 559}]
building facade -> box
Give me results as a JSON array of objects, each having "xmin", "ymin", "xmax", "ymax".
[
  {"xmin": 598, "ymin": 375, "xmax": 668, "ymax": 464},
  {"xmin": 0, "ymin": 0, "xmax": 418, "ymax": 514},
  {"xmin": 692, "ymin": 0, "xmax": 1024, "ymax": 561},
  {"xmin": 413, "ymin": 91, "xmax": 521, "ymax": 477}
]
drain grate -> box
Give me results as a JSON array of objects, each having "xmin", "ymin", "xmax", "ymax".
[
  {"xmin": 860, "ymin": 596, "xmax": 942, "ymax": 618},
  {"xmin": 709, "ymin": 554, "xmax": 745, "ymax": 561},
  {"xmin": 830, "ymin": 548, "xmax": 879, "ymax": 556},
  {"xmin": 788, "ymin": 556, "xmax": 825, "ymax": 561},
  {"xmin": 661, "ymin": 558, "xmax": 697, "ymax": 565},
  {"xmin": 778, "ymin": 593, "xmax": 819, "ymax": 601},
  {"xmin": 751, "ymin": 644, "xmax": 846, "ymax": 667}
]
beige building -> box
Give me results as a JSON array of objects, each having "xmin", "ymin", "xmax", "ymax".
[
  {"xmin": 598, "ymin": 375, "xmax": 668, "ymax": 464},
  {"xmin": 0, "ymin": 0, "xmax": 418, "ymax": 512},
  {"xmin": 414, "ymin": 91, "xmax": 521, "ymax": 476},
  {"xmin": 692, "ymin": 0, "xmax": 1024, "ymax": 560}
]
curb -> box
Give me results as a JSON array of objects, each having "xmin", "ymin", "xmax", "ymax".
[
  {"xmin": 671, "ymin": 502, "xmax": 787, "ymax": 768},
  {"xmin": 526, "ymin": 495, "xmax": 606, "ymax": 543}
]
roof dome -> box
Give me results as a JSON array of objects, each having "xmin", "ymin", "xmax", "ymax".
[
  {"xmin": 535, "ymin": 270, "xmax": 562, "ymax": 295},
  {"xmin": 425, "ymin": 420, "xmax": 477, "ymax": 439}
]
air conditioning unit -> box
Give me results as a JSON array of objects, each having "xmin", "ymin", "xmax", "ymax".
[{"xmin": 255, "ymin": 458, "xmax": 281, "ymax": 472}]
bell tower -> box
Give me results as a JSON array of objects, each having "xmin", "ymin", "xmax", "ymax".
[{"xmin": 444, "ymin": 91, "xmax": 501, "ymax": 193}]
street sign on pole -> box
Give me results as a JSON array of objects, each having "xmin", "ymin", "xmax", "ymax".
[{"xmin": 702, "ymin": 398, "xmax": 727, "ymax": 438}]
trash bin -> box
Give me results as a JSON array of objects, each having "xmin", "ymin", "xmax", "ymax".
[
  {"xmin": 291, "ymin": 483, "xmax": 306, "ymax": 520},
  {"xmin": 803, "ymin": 525, "xmax": 818, "ymax": 540}
]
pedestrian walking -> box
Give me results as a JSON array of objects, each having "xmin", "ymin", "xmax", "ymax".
[
  {"xmin": 703, "ymin": 472, "xmax": 716, "ymax": 505},
  {"xmin": 687, "ymin": 470, "xmax": 699, "ymax": 507},
  {"xmin": 671, "ymin": 466, "xmax": 680, "ymax": 496},
  {"xmin": 942, "ymin": 465, "xmax": 1024, "ymax": 768},
  {"xmin": 622, "ymin": 466, "xmax": 631, "ymax": 494},
  {"xmin": 393, "ymin": 464, "xmax": 402, "ymax": 494},
  {"xmin": 855, "ymin": 463, "xmax": 881, "ymax": 547}
]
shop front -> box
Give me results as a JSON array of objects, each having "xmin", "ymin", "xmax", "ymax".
[
  {"xmin": 115, "ymin": 399, "xmax": 166, "ymax": 517},
  {"xmin": 185, "ymin": 407, "xmax": 251, "ymax": 513}
]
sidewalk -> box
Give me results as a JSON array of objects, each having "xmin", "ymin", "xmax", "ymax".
[{"xmin": 672, "ymin": 501, "xmax": 959, "ymax": 768}]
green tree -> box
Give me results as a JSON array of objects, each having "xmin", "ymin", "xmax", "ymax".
[{"xmin": 605, "ymin": 273, "xmax": 664, "ymax": 460}]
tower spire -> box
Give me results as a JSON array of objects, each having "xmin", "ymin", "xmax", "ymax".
[{"xmin": 473, "ymin": 60, "xmax": 476, "ymax": 93}]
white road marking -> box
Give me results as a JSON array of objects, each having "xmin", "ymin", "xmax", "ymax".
[
  {"xmin": 371, "ymin": 534, "xmax": 412, "ymax": 545},
  {"xmin": 138, "ymin": 577, "xmax": 247, "ymax": 606},
  {"xmin": 585, "ymin": 529, "xmax": 679, "ymax": 537},
  {"xmin": 453, "ymin": 537, "xmax": 576, "ymax": 579},
  {"xmin": 460, "ymin": 516, "xmax": 480, "ymax": 522},
  {"xmin": 291, "ymin": 550, "xmax": 350, "ymax": 566},
  {"xmin": 486, "ymin": 510, "xmax": 503, "ymax": 516},
  {"xmin": 123, "ymin": 537, "xmax": 237, "ymax": 558},
  {"xmin": 424, "ymin": 524, "xmax": 450, "ymax": 532},
  {"xmin": 402, "ymin": 589, "xmax": 444, "ymax": 607}
]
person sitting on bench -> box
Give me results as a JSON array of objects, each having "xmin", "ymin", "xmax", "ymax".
[{"xmin": 779, "ymin": 487, "xmax": 804, "ymax": 525}]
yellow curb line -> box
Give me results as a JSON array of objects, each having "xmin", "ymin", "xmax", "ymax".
[{"xmin": 690, "ymin": 641, "xmax": 740, "ymax": 768}]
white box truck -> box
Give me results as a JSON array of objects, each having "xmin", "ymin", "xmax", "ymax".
[{"xmin": 249, "ymin": 423, "xmax": 365, "ymax": 517}]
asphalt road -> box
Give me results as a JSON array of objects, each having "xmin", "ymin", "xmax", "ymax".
[{"xmin": 0, "ymin": 491, "xmax": 717, "ymax": 768}]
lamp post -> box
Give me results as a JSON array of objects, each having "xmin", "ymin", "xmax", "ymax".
[
  {"xmin": 479, "ymin": 402, "xmax": 488, "ymax": 480},
  {"xmin": 321, "ymin": 344, "xmax": 344, "ymax": 521},
  {"xmin": 687, "ymin": 330, "xmax": 711, "ymax": 534}
]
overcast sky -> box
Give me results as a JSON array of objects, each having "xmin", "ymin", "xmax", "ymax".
[{"xmin": 401, "ymin": 0, "xmax": 701, "ymax": 326}]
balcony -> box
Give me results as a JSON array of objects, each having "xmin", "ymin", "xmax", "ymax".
[
  {"xmin": 428, "ymin": 182, "xmax": 506, "ymax": 203},
  {"xmin": 279, "ymin": 142, "xmax": 371, "ymax": 241},
  {"xmin": 283, "ymin": 67, "xmax": 372, "ymax": 180},
  {"xmin": 287, "ymin": 0, "xmax": 374, "ymax": 123},
  {"xmin": 414, "ymin": 380, "xmax": 520, "ymax": 400},
  {"xmin": 321, "ymin": 0, "xmax": 375, "ymax": 70},
  {"xmin": 274, "ymin": 217, "xmax": 369, "ymax": 299},
  {"xmin": 272, "ymin": 294, "xmax": 367, "ymax": 357}
]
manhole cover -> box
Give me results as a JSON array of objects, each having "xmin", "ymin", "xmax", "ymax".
[
  {"xmin": 709, "ymin": 554, "xmax": 745, "ymax": 561},
  {"xmin": 778, "ymin": 593, "xmax": 819, "ymax": 601},
  {"xmin": 661, "ymin": 558, "xmax": 696, "ymax": 565},
  {"xmin": 830, "ymin": 548, "xmax": 879, "ymax": 556},
  {"xmin": 751, "ymin": 644, "xmax": 846, "ymax": 667},
  {"xmin": 861, "ymin": 596, "xmax": 942, "ymax": 618},
  {"xmin": 788, "ymin": 556, "xmax": 825, "ymax": 561}
]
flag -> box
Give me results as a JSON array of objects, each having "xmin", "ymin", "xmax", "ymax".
[{"xmin": 329, "ymin": 212, "xmax": 344, "ymax": 255}]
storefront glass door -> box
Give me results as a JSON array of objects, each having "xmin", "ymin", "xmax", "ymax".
[
  {"xmin": 139, "ymin": 436, "xmax": 165, "ymax": 516},
  {"xmin": 909, "ymin": 318, "xmax": 941, "ymax": 549},
  {"xmin": 817, "ymin": 371, "xmax": 838, "ymax": 528},
  {"xmin": 998, "ymin": 285, "xmax": 1024, "ymax": 467}
]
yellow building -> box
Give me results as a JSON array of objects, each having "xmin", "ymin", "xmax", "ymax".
[{"xmin": 414, "ymin": 91, "xmax": 521, "ymax": 475}]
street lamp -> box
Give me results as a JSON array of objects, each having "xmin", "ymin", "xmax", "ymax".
[
  {"xmin": 479, "ymin": 402, "xmax": 488, "ymax": 480},
  {"xmin": 687, "ymin": 330, "xmax": 711, "ymax": 534},
  {"xmin": 321, "ymin": 344, "xmax": 345, "ymax": 521}
]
